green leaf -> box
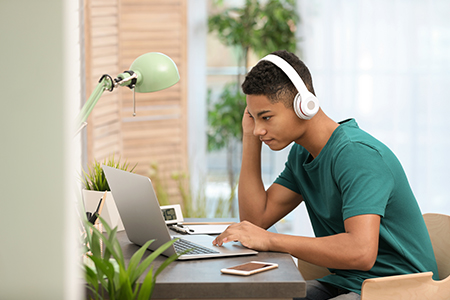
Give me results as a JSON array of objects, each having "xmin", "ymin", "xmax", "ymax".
[
  {"xmin": 207, "ymin": 82, "xmax": 246, "ymax": 152},
  {"xmin": 127, "ymin": 239, "xmax": 155, "ymax": 284},
  {"xmin": 208, "ymin": 0, "xmax": 299, "ymax": 59},
  {"xmin": 84, "ymin": 265, "xmax": 100, "ymax": 297},
  {"xmin": 80, "ymin": 155, "xmax": 137, "ymax": 191},
  {"xmin": 86, "ymin": 255, "xmax": 111, "ymax": 290},
  {"xmin": 136, "ymin": 266, "xmax": 155, "ymax": 300},
  {"xmin": 89, "ymin": 228, "xmax": 103, "ymax": 257},
  {"xmin": 116, "ymin": 263, "xmax": 133, "ymax": 300},
  {"xmin": 82, "ymin": 211, "xmax": 178, "ymax": 299},
  {"xmin": 95, "ymin": 216, "xmax": 125, "ymax": 266},
  {"xmin": 133, "ymin": 239, "xmax": 179, "ymax": 279}
]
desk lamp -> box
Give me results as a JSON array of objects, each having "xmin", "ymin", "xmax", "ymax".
[{"xmin": 76, "ymin": 52, "xmax": 180, "ymax": 132}]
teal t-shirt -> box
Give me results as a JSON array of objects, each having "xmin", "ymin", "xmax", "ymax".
[{"xmin": 274, "ymin": 119, "xmax": 438, "ymax": 294}]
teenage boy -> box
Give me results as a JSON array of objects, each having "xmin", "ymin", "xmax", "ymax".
[{"xmin": 212, "ymin": 50, "xmax": 438, "ymax": 300}]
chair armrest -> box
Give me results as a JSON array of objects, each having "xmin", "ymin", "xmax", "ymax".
[{"xmin": 361, "ymin": 272, "xmax": 450, "ymax": 300}]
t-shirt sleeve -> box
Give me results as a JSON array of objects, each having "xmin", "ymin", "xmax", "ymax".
[{"xmin": 334, "ymin": 142, "xmax": 394, "ymax": 220}]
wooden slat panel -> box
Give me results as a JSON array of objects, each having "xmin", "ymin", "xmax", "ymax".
[
  {"xmin": 121, "ymin": 97, "xmax": 182, "ymax": 106},
  {"xmin": 84, "ymin": 0, "xmax": 121, "ymax": 164},
  {"xmin": 91, "ymin": 0, "xmax": 118, "ymax": 6},
  {"xmin": 90, "ymin": 6, "xmax": 118, "ymax": 17},
  {"xmin": 91, "ymin": 26, "xmax": 119, "ymax": 38},
  {"xmin": 121, "ymin": 94, "xmax": 182, "ymax": 107},
  {"xmin": 120, "ymin": 15, "xmax": 182, "ymax": 25},
  {"xmin": 121, "ymin": 0, "xmax": 181, "ymax": 6},
  {"xmin": 91, "ymin": 68, "xmax": 119, "ymax": 80},
  {"xmin": 93, "ymin": 133, "xmax": 121, "ymax": 151},
  {"xmin": 120, "ymin": 31, "xmax": 182, "ymax": 40},
  {"xmin": 90, "ymin": 55, "xmax": 118, "ymax": 67},
  {"xmin": 120, "ymin": 49, "xmax": 182, "ymax": 60},
  {"xmin": 91, "ymin": 16, "xmax": 118, "ymax": 27},
  {"xmin": 91, "ymin": 36, "xmax": 118, "ymax": 47},
  {"xmin": 84, "ymin": 0, "xmax": 188, "ymax": 204},
  {"xmin": 92, "ymin": 46, "xmax": 118, "ymax": 57},
  {"xmin": 92, "ymin": 98, "xmax": 119, "ymax": 116},
  {"xmin": 95, "ymin": 147, "xmax": 121, "ymax": 160},
  {"xmin": 93, "ymin": 123, "xmax": 120, "ymax": 139}
]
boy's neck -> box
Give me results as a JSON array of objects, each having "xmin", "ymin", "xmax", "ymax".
[{"xmin": 296, "ymin": 110, "xmax": 339, "ymax": 159}]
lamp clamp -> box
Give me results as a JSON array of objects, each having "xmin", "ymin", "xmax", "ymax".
[
  {"xmin": 113, "ymin": 71, "xmax": 138, "ymax": 90},
  {"xmin": 121, "ymin": 71, "xmax": 137, "ymax": 89},
  {"xmin": 99, "ymin": 74, "xmax": 115, "ymax": 92}
]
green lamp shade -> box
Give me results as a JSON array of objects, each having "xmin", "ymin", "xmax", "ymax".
[{"xmin": 129, "ymin": 52, "xmax": 180, "ymax": 93}]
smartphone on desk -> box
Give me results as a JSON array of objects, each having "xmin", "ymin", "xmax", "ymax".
[{"xmin": 220, "ymin": 261, "xmax": 278, "ymax": 276}]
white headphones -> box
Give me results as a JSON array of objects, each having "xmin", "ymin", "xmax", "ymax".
[{"xmin": 258, "ymin": 54, "xmax": 319, "ymax": 120}]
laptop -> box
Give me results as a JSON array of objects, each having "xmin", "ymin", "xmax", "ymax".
[{"xmin": 102, "ymin": 165, "xmax": 258, "ymax": 260}]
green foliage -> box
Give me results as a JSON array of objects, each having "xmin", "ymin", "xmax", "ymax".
[
  {"xmin": 208, "ymin": 0, "xmax": 261, "ymax": 56},
  {"xmin": 171, "ymin": 172, "xmax": 199, "ymax": 218},
  {"xmin": 147, "ymin": 161, "xmax": 233, "ymax": 218},
  {"xmin": 208, "ymin": 0, "xmax": 299, "ymax": 60},
  {"xmin": 148, "ymin": 162, "xmax": 170, "ymax": 206},
  {"xmin": 207, "ymin": 83, "xmax": 247, "ymax": 152},
  {"xmin": 213, "ymin": 181, "xmax": 238, "ymax": 218},
  {"xmin": 82, "ymin": 155, "xmax": 137, "ymax": 191},
  {"xmin": 207, "ymin": 0, "xmax": 300, "ymax": 150},
  {"xmin": 82, "ymin": 216, "xmax": 181, "ymax": 300},
  {"xmin": 207, "ymin": 0, "xmax": 299, "ymax": 147},
  {"xmin": 171, "ymin": 171, "xmax": 237, "ymax": 218},
  {"xmin": 251, "ymin": 0, "xmax": 299, "ymax": 57},
  {"xmin": 207, "ymin": 1, "xmax": 300, "ymax": 203}
]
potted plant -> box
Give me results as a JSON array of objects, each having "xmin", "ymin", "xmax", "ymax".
[
  {"xmin": 82, "ymin": 215, "xmax": 180, "ymax": 299},
  {"xmin": 82, "ymin": 155, "xmax": 137, "ymax": 231}
]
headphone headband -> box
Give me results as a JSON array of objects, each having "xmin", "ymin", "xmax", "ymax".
[
  {"xmin": 258, "ymin": 54, "xmax": 319, "ymax": 120},
  {"xmin": 258, "ymin": 54, "xmax": 314, "ymax": 98}
]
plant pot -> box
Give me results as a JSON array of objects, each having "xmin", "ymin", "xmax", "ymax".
[{"xmin": 82, "ymin": 189, "xmax": 124, "ymax": 231}]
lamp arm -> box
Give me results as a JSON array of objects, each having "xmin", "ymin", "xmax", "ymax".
[
  {"xmin": 74, "ymin": 52, "xmax": 179, "ymax": 137},
  {"xmin": 76, "ymin": 76, "xmax": 112, "ymax": 127},
  {"xmin": 75, "ymin": 72, "xmax": 138, "ymax": 135}
]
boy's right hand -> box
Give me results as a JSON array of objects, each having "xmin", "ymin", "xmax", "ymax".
[{"xmin": 242, "ymin": 107, "xmax": 256, "ymax": 137}]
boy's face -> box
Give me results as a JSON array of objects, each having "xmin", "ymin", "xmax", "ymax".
[{"xmin": 246, "ymin": 94, "xmax": 303, "ymax": 151}]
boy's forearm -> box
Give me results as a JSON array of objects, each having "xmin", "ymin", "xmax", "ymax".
[
  {"xmin": 269, "ymin": 232, "xmax": 376, "ymax": 271},
  {"xmin": 269, "ymin": 214, "xmax": 380, "ymax": 271},
  {"xmin": 238, "ymin": 134, "xmax": 267, "ymax": 224}
]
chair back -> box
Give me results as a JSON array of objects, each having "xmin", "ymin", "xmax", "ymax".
[{"xmin": 423, "ymin": 213, "xmax": 450, "ymax": 280}]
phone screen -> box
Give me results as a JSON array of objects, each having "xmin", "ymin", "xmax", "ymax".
[
  {"xmin": 228, "ymin": 262, "xmax": 272, "ymax": 272},
  {"xmin": 221, "ymin": 261, "xmax": 278, "ymax": 276}
]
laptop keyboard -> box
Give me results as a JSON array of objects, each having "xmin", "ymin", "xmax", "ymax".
[{"xmin": 173, "ymin": 238, "xmax": 220, "ymax": 255}]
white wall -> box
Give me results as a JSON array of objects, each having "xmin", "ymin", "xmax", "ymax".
[
  {"xmin": 292, "ymin": 0, "xmax": 450, "ymax": 236},
  {"xmin": 0, "ymin": 0, "xmax": 81, "ymax": 299},
  {"xmin": 300, "ymin": 0, "xmax": 450, "ymax": 213},
  {"xmin": 187, "ymin": 1, "xmax": 450, "ymax": 235},
  {"xmin": 188, "ymin": 0, "xmax": 208, "ymax": 199}
]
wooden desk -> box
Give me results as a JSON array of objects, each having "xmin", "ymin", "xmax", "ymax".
[{"xmin": 117, "ymin": 222, "xmax": 306, "ymax": 299}]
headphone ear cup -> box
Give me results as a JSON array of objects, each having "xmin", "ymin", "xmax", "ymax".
[
  {"xmin": 293, "ymin": 93, "xmax": 304, "ymax": 119},
  {"xmin": 294, "ymin": 93, "xmax": 319, "ymax": 120}
]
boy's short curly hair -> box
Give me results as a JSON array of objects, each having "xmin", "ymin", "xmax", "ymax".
[{"xmin": 241, "ymin": 50, "xmax": 315, "ymax": 108}]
